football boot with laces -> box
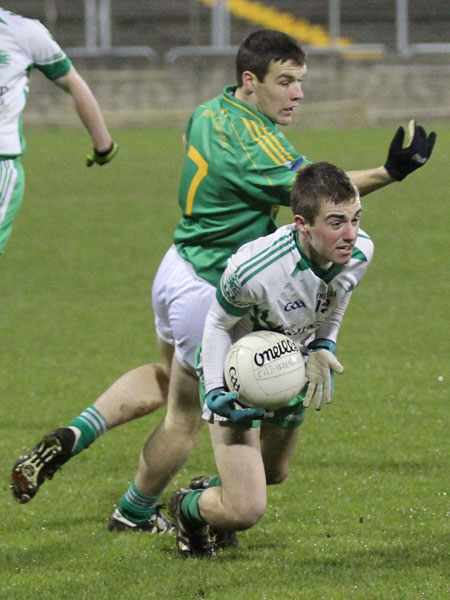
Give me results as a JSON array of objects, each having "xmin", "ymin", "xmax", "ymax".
[
  {"xmin": 11, "ymin": 427, "xmax": 75, "ymax": 503},
  {"xmin": 169, "ymin": 488, "xmax": 216, "ymax": 559},
  {"xmin": 107, "ymin": 506, "xmax": 175, "ymax": 533},
  {"xmin": 189, "ymin": 475, "xmax": 239, "ymax": 549}
]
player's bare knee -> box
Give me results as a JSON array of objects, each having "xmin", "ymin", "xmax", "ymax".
[
  {"xmin": 223, "ymin": 497, "xmax": 266, "ymax": 530},
  {"xmin": 229, "ymin": 505, "xmax": 265, "ymax": 530}
]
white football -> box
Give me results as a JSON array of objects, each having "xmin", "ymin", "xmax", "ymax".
[{"xmin": 224, "ymin": 331, "xmax": 306, "ymax": 410}]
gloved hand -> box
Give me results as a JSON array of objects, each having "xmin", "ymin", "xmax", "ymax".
[
  {"xmin": 86, "ymin": 141, "xmax": 118, "ymax": 167},
  {"xmin": 206, "ymin": 388, "xmax": 266, "ymax": 425},
  {"xmin": 303, "ymin": 350, "xmax": 344, "ymax": 411},
  {"xmin": 384, "ymin": 119, "xmax": 436, "ymax": 181}
]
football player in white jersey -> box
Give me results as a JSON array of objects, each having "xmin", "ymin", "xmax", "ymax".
[
  {"xmin": 0, "ymin": 7, "xmax": 117, "ymax": 253},
  {"xmin": 169, "ymin": 162, "xmax": 372, "ymax": 557}
]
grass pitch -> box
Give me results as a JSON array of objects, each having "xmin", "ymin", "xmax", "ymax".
[{"xmin": 0, "ymin": 125, "xmax": 449, "ymax": 600}]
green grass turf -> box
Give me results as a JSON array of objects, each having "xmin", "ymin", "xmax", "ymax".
[{"xmin": 0, "ymin": 126, "xmax": 449, "ymax": 599}]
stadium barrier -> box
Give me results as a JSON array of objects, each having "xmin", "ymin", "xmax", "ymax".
[{"xmin": 25, "ymin": 58, "xmax": 450, "ymax": 129}]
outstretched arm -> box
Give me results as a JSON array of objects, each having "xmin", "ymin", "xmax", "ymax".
[
  {"xmin": 346, "ymin": 165, "xmax": 394, "ymax": 196},
  {"xmin": 53, "ymin": 65, "xmax": 117, "ymax": 163},
  {"xmin": 346, "ymin": 120, "xmax": 436, "ymax": 196}
]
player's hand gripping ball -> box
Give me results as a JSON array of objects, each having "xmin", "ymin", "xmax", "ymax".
[
  {"xmin": 86, "ymin": 141, "xmax": 119, "ymax": 167},
  {"xmin": 224, "ymin": 331, "xmax": 306, "ymax": 411},
  {"xmin": 205, "ymin": 388, "xmax": 265, "ymax": 424}
]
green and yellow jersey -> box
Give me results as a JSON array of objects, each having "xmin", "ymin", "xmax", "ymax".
[{"xmin": 174, "ymin": 85, "xmax": 310, "ymax": 286}]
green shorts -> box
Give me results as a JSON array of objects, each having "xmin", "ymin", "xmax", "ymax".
[
  {"xmin": 196, "ymin": 345, "xmax": 306, "ymax": 430},
  {"xmin": 0, "ymin": 158, "xmax": 25, "ymax": 253}
]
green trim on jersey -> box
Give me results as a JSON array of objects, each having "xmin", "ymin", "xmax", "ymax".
[
  {"xmin": 0, "ymin": 153, "xmax": 20, "ymax": 159},
  {"xmin": 236, "ymin": 232, "xmax": 296, "ymax": 285},
  {"xmin": 174, "ymin": 86, "xmax": 310, "ymax": 286},
  {"xmin": 293, "ymin": 230, "xmax": 343, "ymax": 283},
  {"xmin": 300, "ymin": 254, "xmax": 343, "ymax": 284},
  {"xmin": 217, "ymin": 230, "xmax": 298, "ymax": 316},
  {"xmin": 351, "ymin": 234, "xmax": 369, "ymax": 261},
  {"xmin": 351, "ymin": 247, "xmax": 368, "ymax": 261},
  {"xmin": 36, "ymin": 56, "xmax": 71, "ymax": 80},
  {"xmin": 216, "ymin": 286, "xmax": 250, "ymax": 317}
]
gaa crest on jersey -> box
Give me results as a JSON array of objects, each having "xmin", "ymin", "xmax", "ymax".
[
  {"xmin": 0, "ymin": 50, "xmax": 10, "ymax": 67},
  {"xmin": 222, "ymin": 273, "xmax": 241, "ymax": 303}
]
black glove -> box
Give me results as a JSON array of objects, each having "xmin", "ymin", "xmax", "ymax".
[{"xmin": 384, "ymin": 120, "xmax": 436, "ymax": 181}]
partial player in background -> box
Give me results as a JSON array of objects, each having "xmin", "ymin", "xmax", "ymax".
[
  {"xmin": 10, "ymin": 30, "xmax": 435, "ymax": 536},
  {"xmin": 170, "ymin": 162, "xmax": 372, "ymax": 557},
  {"xmin": 0, "ymin": 6, "xmax": 118, "ymax": 254}
]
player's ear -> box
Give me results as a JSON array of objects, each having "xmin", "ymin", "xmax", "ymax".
[
  {"xmin": 241, "ymin": 70, "xmax": 257, "ymax": 92},
  {"xmin": 294, "ymin": 214, "xmax": 309, "ymax": 236}
]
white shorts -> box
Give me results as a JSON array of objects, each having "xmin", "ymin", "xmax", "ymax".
[{"xmin": 152, "ymin": 245, "xmax": 216, "ymax": 370}]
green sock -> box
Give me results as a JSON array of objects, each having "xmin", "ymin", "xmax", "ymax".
[
  {"xmin": 181, "ymin": 489, "xmax": 207, "ymax": 527},
  {"xmin": 118, "ymin": 480, "xmax": 160, "ymax": 523},
  {"xmin": 68, "ymin": 405, "xmax": 107, "ymax": 455}
]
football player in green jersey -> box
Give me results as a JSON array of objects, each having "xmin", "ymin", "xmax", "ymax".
[
  {"xmin": 11, "ymin": 30, "xmax": 435, "ymax": 539},
  {"xmin": 0, "ymin": 7, "xmax": 117, "ymax": 254}
]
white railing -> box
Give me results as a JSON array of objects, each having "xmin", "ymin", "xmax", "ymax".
[
  {"xmin": 65, "ymin": 0, "xmax": 158, "ymax": 60},
  {"xmin": 57, "ymin": 0, "xmax": 450, "ymax": 61}
]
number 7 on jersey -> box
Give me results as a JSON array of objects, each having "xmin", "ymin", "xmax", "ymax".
[{"xmin": 186, "ymin": 145, "xmax": 208, "ymax": 215}]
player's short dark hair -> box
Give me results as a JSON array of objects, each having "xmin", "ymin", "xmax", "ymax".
[
  {"xmin": 290, "ymin": 162, "xmax": 358, "ymax": 224},
  {"xmin": 236, "ymin": 29, "xmax": 306, "ymax": 86}
]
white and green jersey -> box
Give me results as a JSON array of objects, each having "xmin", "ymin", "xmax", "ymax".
[
  {"xmin": 218, "ymin": 224, "xmax": 373, "ymax": 349},
  {"xmin": 174, "ymin": 86, "xmax": 310, "ymax": 286},
  {"xmin": 202, "ymin": 224, "xmax": 373, "ymax": 392},
  {"xmin": 0, "ymin": 8, "xmax": 71, "ymax": 157}
]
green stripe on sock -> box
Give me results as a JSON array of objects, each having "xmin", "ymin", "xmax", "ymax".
[
  {"xmin": 69, "ymin": 405, "xmax": 107, "ymax": 455},
  {"xmin": 119, "ymin": 480, "xmax": 160, "ymax": 523},
  {"xmin": 181, "ymin": 489, "xmax": 207, "ymax": 527}
]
